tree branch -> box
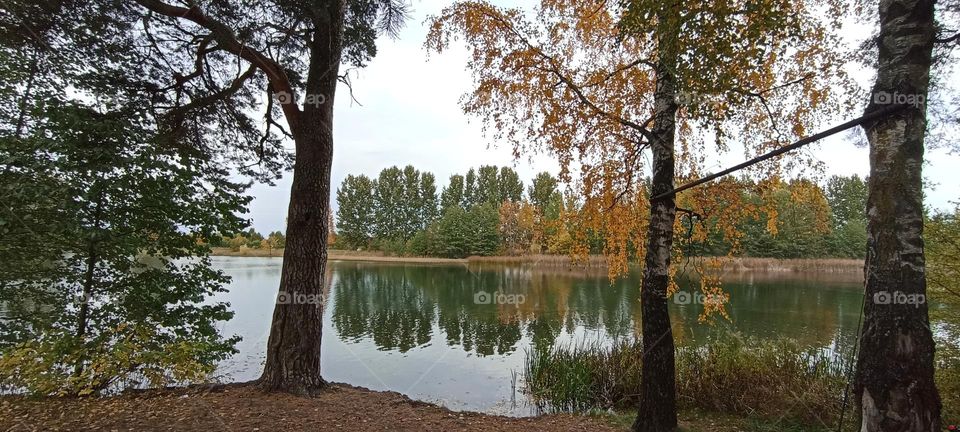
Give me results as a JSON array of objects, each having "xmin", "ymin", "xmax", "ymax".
[
  {"xmin": 165, "ymin": 63, "xmax": 257, "ymax": 120},
  {"xmin": 477, "ymin": 7, "xmax": 659, "ymax": 146},
  {"xmin": 132, "ymin": 0, "xmax": 302, "ymax": 131}
]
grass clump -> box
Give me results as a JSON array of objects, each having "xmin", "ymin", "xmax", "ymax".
[
  {"xmin": 676, "ymin": 335, "xmax": 848, "ymax": 424},
  {"xmin": 525, "ymin": 333, "xmax": 852, "ymax": 428},
  {"xmin": 524, "ymin": 339, "xmax": 643, "ymax": 411}
]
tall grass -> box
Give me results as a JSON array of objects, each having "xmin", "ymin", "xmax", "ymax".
[
  {"xmin": 524, "ymin": 333, "xmax": 854, "ymax": 427},
  {"xmin": 524, "ymin": 339, "xmax": 643, "ymax": 412},
  {"xmin": 676, "ymin": 335, "xmax": 849, "ymax": 424}
]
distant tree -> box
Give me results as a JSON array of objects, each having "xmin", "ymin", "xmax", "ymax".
[
  {"xmin": 927, "ymin": 204, "xmax": 960, "ymax": 310},
  {"xmin": 825, "ymin": 175, "xmax": 868, "ymax": 225},
  {"xmin": 243, "ymin": 228, "xmax": 265, "ymax": 248},
  {"xmin": 464, "ymin": 168, "xmax": 478, "ymax": 208},
  {"xmin": 420, "ymin": 172, "xmax": 440, "ymax": 227},
  {"xmin": 227, "ymin": 234, "xmax": 248, "ymax": 251},
  {"xmin": 400, "ymin": 165, "xmax": 423, "ymax": 237},
  {"xmin": 267, "ymin": 231, "xmax": 287, "ymax": 249},
  {"xmin": 498, "ymin": 166, "xmax": 524, "ymax": 203},
  {"xmin": 738, "ymin": 179, "xmax": 831, "ymax": 259},
  {"xmin": 528, "ymin": 172, "xmax": 563, "ymax": 220},
  {"xmin": 437, "ymin": 203, "xmax": 500, "ymax": 258},
  {"xmin": 336, "ymin": 174, "xmax": 376, "ymax": 249},
  {"xmin": 468, "ymin": 204, "xmax": 501, "ymax": 256},
  {"xmin": 327, "ymin": 208, "xmax": 337, "ymax": 246},
  {"xmin": 374, "ymin": 166, "xmax": 406, "ymax": 241},
  {"xmin": 441, "ymin": 174, "xmax": 466, "ymax": 210},
  {"xmin": 475, "ymin": 165, "xmax": 501, "ymax": 206},
  {"xmin": 437, "ymin": 206, "xmax": 470, "ymax": 258},
  {"xmin": 821, "ymin": 175, "xmax": 868, "ymax": 258},
  {"xmin": 499, "ymin": 201, "xmax": 536, "ymax": 255},
  {"xmin": 406, "ymin": 223, "xmax": 443, "ymax": 256}
]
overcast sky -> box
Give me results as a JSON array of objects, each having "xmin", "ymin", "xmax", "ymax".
[{"xmin": 244, "ymin": 0, "xmax": 960, "ymax": 234}]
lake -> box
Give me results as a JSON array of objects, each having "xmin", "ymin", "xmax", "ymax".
[{"xmin": 210, "ymin": 256, "xmax": 865, "ymax": 416}]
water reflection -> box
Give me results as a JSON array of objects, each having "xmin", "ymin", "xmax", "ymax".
[{"xmin": 328, "ymin": 261, "xmax": 864, "ymax": 357}]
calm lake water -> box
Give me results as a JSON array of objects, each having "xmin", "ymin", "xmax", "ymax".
[{"xmin": 209, "ymin": 256, "xmax": 865, "ymax": 416}]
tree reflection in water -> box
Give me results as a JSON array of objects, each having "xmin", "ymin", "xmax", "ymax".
[{"xmin": 329, "ymin": 262, "xmax": 863, "ymax": 356}]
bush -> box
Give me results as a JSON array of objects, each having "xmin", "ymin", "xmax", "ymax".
[
  {"xmin": 0, "ymin": 324, "xmax": 234, "ymax": 396},
  {"xmin": 407, "ymin": 225, "xmax": 442, "ymax": 256},
  {"xmin": 436, "ymin": 204, "xmax": 500, "ymax": 258},
  {"xmin": 376, "ymin": 238, "xmax": 407, "ymax": 256}
]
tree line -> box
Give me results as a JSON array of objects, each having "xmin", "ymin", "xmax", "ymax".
[
  {"xmin": 336, "ymin": 164, "xmax": 553, "ymax": 257},
  {"xmin": 336, "ymin": 166, "xmax": 873, "ymax": 260},
  {"xmin": 208, "ymin": 229, "xmax": 287, "ymax": 251}
]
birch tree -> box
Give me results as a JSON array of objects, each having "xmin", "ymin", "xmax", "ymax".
[{"xmin": 427, "ymin": 0, "xmax": 850, "ymax": 429}]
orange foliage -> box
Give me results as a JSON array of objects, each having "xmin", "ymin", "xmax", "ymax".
[{"xmin": 426, "ymin": 0, "xmax": 854, "ymax": 318}]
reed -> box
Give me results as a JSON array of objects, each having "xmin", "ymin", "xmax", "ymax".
[
  {"xmin": 702, "ymin": 257, "xmax": 863, "ymax": 273},
  {"xmin": 468, "ymin": 254, "xmax": 608, "ymax": 268},
  {"xmin": 524, "ymin": 333, "xmax": 853, "ymax": 427}
]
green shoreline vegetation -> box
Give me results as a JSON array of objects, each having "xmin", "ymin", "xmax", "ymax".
[
  {"xmin": 211, "ymin": 168, "xmax": 876, "ymax": 266},
  {"xmin": 527, "ymin": 333, "xmax": 960, "ymax": 431}
]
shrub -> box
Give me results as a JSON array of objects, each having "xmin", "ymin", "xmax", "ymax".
[{"xmin": 0, "ymin": 324, "xmax": 233, "ymax": 396}]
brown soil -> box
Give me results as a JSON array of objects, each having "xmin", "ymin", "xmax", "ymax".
[{"xmin": 0, "ymin": 383, "xmax": 619, "ymax": 432}]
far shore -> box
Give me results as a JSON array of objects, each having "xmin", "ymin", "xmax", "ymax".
[{"xmin": 210, "ymin": 247, "xmax": 863, "ymax": 273}]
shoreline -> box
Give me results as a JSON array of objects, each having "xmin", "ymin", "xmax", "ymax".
[
  {"xmin": 210, "ymin": 248, "xmax": 863, "ymax": 273},
  {"xmin": 0, "ymin": 382, "xmax": 805, "ymax": 431},
  {"xmin": 0, "ymin": 382, "xmax": 617, "ymax": 431}
]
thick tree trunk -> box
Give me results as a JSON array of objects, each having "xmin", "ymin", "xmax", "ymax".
[
  {"xmin": 632, "ymin": 61, "xmax": 679, "ymax": 432},
  {"xmin": 258, "ymin": 124, "xmax": 333, "ymax": 395},
  {"xmin": 855, "ymin": 0, "xmax": 941, "ymax": 430},
  {"xmin": 259, "ymin": 4, "xmax": 344, "ymax": 395}
]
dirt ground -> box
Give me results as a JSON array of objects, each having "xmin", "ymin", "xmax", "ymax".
[{"xmin": 0, "ymin": 383, "xmax": 620, "ymax": 432}]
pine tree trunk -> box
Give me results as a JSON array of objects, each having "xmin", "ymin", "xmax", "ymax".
[
  {"xmin": 855, "ymin": 0, "xmax": 941, "ymax": 430},
  {"xmin": 633, "ymin": 59, "xmax": 679, "ymax": 432},
  {"xmin": 259, "ymin": 5, "xmax": 343, "ymax": 394},
  {"xmin": 258, "ymin": 123, "xmax": 333, "ymax": 395}
]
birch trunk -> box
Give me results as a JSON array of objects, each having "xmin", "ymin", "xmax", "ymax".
[
  {"xmin": 855, "ymin": 0, "xmax": 941, "ymax": 429},
  {"xmin": 633, "ymin": 41, "xmax": 679, "ymax": 432}
]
